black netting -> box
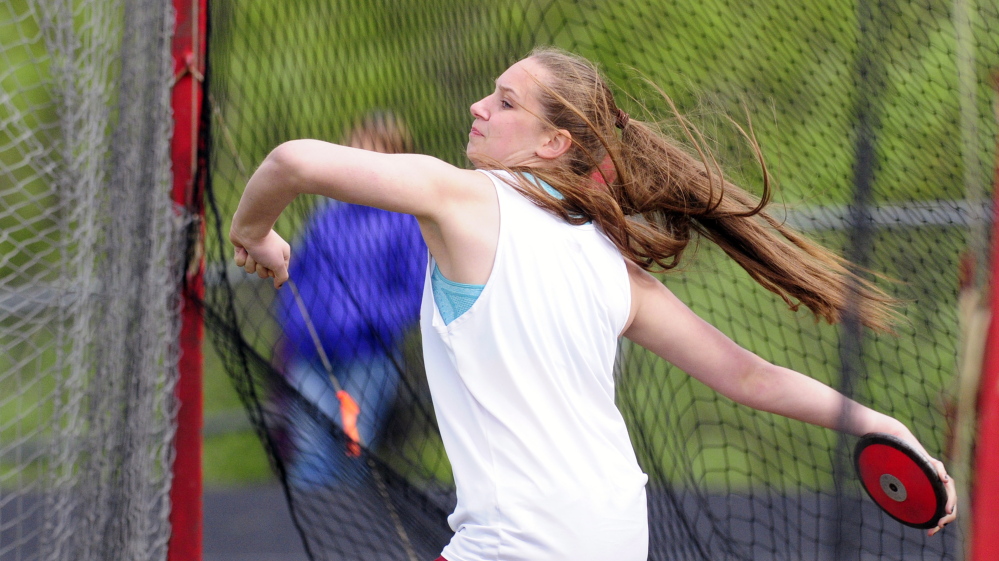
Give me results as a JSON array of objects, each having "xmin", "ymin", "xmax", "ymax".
[{"xmin": 201, "ymin": 1, "xmax": 997, "ymax": 560}]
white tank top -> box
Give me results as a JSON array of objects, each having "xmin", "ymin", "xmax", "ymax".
[{"xmin": 420, "ymin": 170, "xmax": 649, "ymax": 561}]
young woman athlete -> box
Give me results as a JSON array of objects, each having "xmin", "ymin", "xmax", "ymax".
[{"xmin": 230, "ymin": 47, "xmax": 958, "ymax": 561}]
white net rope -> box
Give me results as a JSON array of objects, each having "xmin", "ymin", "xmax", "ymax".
[{"xmin": 1, "ymin": 1, "xmax": 183, "ymax": 560}]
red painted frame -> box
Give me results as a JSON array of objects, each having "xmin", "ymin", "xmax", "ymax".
[
  {"xmin": 168, "ymin": 0, "xmax": 207, "ymax": 559},
  {"xmin": 971, "ymin": 77, "xmax": 999, "ymax": 560}
]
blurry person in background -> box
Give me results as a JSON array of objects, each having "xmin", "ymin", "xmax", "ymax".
[{"xmin": 275, "ymin": 111, "xmax": 427, "ymax": 488}]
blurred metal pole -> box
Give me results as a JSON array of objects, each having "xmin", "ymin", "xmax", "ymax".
[
  {"xmin": 955, "ymin": 0, "xmax": 987, "ymax": 290},
  {"xmin": 168, "ymin": 0, "xmax": 209, "ymax": 559},
  {"xmin": 970, "ymin": 70, "xmax": 999, "ymax": 561},
  {"xmin": 830, "ymin": 0, "xmax": 887, "ymax": 558},
  {"xmin": 954, "ymin": 0, "xmax": 986, "ymax": 555}
]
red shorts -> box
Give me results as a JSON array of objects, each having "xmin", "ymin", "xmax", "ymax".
[{"xmin": 434, "ymin": 558, "xmax": 448, "ymax": 561}]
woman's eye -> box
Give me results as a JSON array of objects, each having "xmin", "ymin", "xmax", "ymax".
[{"xmin": 500, "ymin": 100, "xmax": 513, "ymax": 109}]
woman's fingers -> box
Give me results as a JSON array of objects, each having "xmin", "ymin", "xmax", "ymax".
[
  {"xmin": 926, "ymin": 457, "xmax": 957, "ymax": 536},
  {"xmin": 242, "ymin": 254, "xmax": 257, "ymax": 274},
  {"xmin": 234, "ymin": 246, "xmax": 248, "ymax": 267},
  {"xmin": 255, "ymin": 262, "xmax": 270, "ymax": 279},
  {"xmin": 231, "ymin": 230, "xmax": 290, "ymax": 289},
  {"xmin": 272, "ymin": 264, "xmax": 289, "ymax": 289}
]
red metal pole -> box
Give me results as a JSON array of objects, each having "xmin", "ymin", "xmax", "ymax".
[
  {"xmin": 168, "ymin": 0, "xmax": 207, "ymax": 559},
  {"xmin": 971, "ymin": 74, "xmax": 999, "ymax": 561}
]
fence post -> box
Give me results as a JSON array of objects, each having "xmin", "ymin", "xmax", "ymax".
[
  {"xmin": 168, "ymin": 0, "xmax": 208, "ymax": 560},
  {"xmin": 831, "ymin": 0, "xmax": 886, "ymax": 557},
  {"xmin": 970, "ymin": 70, "xmax": 999, "ymax": 561}
]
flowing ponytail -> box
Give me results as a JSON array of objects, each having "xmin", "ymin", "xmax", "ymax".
[
  {"xmin": 507, "ymin": 47, "xmax": 900, "ymax": 332},
  {"xmin": 618, "ymin": 117, "xmax": 899, "ymax": 331}
]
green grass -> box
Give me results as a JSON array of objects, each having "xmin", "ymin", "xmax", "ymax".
[
  {"xmin": 203, "ymin": 430, "xmax": 274, "ymax": 486},
  {"xmin": 0, "ymin": 233, "xmax": 968, "ymax": 492},
  {"xmin": 201, "ymin": 307, "xmax": 278, "ymax": 487},
  {"xmin": 201, "ymin": 0, "xmax": 986, "ymax": 491},
  {"xmin": 0, "ymin": 311, "xmax": 276, "ymax": 488},
  {"xmin": 195, "ymin": 235, "xmax": 962, "ymax": 492},
  {"xmin": 617, "ymin": 237, "xmax": 960, "ymax": 492},
  {"xmin": 4, "ymin": 0, "xmax": 992, "ymax": 492}
]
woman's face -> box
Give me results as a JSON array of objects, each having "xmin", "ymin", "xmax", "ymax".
[{"xmin": 466, "ymin": 57, "xmax": 554, "ymax": 168}]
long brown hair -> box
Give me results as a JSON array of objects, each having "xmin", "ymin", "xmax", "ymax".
[{"xmin": 498, "ymin": 46, "xmax": 898, "ymax": 332}]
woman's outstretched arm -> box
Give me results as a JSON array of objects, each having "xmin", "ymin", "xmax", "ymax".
[
  {"xmin": 229, "ymin": 139, "xmax": 497, "ymax": 288},
  {"xmin": 621, "ymin": 261, "xmax": 957, "ymax": 535}
]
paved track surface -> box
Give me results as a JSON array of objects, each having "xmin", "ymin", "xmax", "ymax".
[
  {"xmin": 205, "ymin": 484, "xmax": 310, "ymax": 561},
  {"xmin": 4, "ymin": 485, "xmax": 958, "ymax": 560},
  {"xmin": 203, "ymin": 487, "xmax": 960, "ymax": 561}
]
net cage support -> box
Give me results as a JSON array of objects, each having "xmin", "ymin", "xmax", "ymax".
[
  {"xmin": 168, "ymin": 0, "xmax": 209, "ymax": 560},
  {"xmin": 192, "ymin": 1, "xmax": 996, "ymax": 559},
  {"xmin": 970, "ymin": 73, "xmax": 999, "ymax": 561}
]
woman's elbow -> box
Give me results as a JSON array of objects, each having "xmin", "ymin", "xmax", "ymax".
[
  {"xmin": 730, "ymin": 358, "xmax": 782, "ymax": 409},
  {"xmin": 265, "ymin": 141, "xmax": 309, "ymax": 173},
  {"xmin": 256, "ymin": 140, "xmax": 326, "ymax": 192}
]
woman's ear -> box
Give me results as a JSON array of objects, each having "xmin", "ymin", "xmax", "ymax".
[{"xmin": 536, "ymin": 129, "xmax": 572, "ymax": 160}]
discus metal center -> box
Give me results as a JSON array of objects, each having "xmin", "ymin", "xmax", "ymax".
[{"xmin": 879, "ymin": 473, "xmax": 907, "ymax": 502}]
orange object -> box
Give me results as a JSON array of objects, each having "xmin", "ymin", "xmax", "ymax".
[{"xmin": 337, "ymin": 390, "xmax": 362, "ymax": 457}]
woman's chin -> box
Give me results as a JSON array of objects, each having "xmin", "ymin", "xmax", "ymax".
[{"xmin": 466, "ymin": 151, "xmax": 491, "ymax": 169}]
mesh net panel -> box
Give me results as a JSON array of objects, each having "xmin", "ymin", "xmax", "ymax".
[
  {"xmin": 203, "ymin": 1, "xmax": 997, "ymax": 560},
  {"xmin": 1, "ymin": 1, "xmax": 183, "ymax": 560}
]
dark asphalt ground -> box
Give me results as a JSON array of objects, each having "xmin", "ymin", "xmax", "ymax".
[
  {"xmin": 202, "ymin": 486, "xmax": 961, "ymax": 561},
  {"xmin": 3, "ymin": 485, "xmax": 959, "ymax": 560},
  {"xmin": 205, "ymin": 484, "xmax": 310, "ymax": 561}
]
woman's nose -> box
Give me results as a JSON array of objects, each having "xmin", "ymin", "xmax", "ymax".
[{"xmin": 470, "ymin": 97, "xmax": 488, "ymax": 120}]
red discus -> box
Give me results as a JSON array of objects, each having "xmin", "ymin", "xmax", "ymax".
[{"xmin": 854, "ymin": 433, "xmax": 948, "ymax": 529}]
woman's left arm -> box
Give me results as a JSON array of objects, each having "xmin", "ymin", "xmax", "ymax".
[
  {"xmin": 621, "ymin": 262, "xmax": 957, "ymax": 535},
  {"xmin": 229, "ymin": 139, "xmax": 489, "ymax": 288}
]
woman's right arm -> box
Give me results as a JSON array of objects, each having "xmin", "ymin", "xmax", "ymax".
[
  {"xmin": 621, "ymin": 262, "xmax": 957, "ymax": 534},
  {"xmin": 229, "ymin": 139, "xmax": 493, "ymax": 287}
]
